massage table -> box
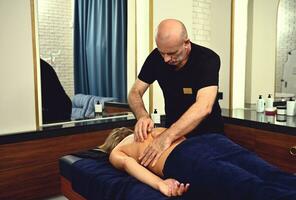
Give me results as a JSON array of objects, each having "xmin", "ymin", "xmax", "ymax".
[
  {"xmin": 59, "ymin": 134, "xmax": 296, "ymax": 200},
  {"xmin": 59, "ymin": 149, "xmax": 184, "ymax": 200}
]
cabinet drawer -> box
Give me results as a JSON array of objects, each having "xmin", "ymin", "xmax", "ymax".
[
  {"xmin": 255, "ymin": 131, "xmax": 296, "ymax": 174},
  {"xmin": 224, "ymin": 124, "xmax": 255, "ymax": 151},
  {"xmin": 224, "ymin": 123, "xmax": 296, "ymax": 174}
]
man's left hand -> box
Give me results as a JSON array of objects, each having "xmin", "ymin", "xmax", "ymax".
[{"xmin": 139, "ymin": 133, "xmax": 172, "ymax": 167}]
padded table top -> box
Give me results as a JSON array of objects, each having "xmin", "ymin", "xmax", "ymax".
[{"xmin": 59, "ymin": 149, "xmax": 183, "ymax": 200}]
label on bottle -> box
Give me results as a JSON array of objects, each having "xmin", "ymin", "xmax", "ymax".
[
  {"xmin": 95, "ymin": 104, "xmax": 102, "ymax": 113},
  {"xmin": 151, "ymin": 113, "xmax": 161, "ymax": 124},
  {"xmin": 256, "ymin": 99, "xmax": 265, "ymax": 113},
  {"xmin": 286, "ymin": 100, "xmax": 296, "ymax": 116},
  {"xmin": 266, "ymin": 98, "xmax": 274, "ymax": 109}
]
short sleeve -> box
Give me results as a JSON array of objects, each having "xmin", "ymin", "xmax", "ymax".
[
  {"xmin": 199, "ymin": 52, "xmax": 220, "ymax": 88},
  {"xmin": 138, "ymin": 49, "xmax": 159, "ymax": 84}
]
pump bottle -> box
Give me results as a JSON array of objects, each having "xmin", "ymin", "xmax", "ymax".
[
  {"xmin": 256, "ymin": 95, "xmax": 265, "ymax": 113},
  {"xmin": 151, "ymin": 109, "xmax": 161, "ymax": 124},
  {"xmin": 266, "ymin": 94, "xmax": 274, "ymax": 109},
  {"xmin": 95, "ymin": 102, "xmax": 103, "ymax": 117}
]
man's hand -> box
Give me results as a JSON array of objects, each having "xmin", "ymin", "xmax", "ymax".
[
  {"xmin": 158, "ymin": 178, "xmax": 190, "ymax": 197},
  {"xmin": 139, "ymin": 132, "xmax": 172, "ymax": 167},
  {"xmin": 134, "ymin": 116, "xmax": 154, "ymax": 142}
]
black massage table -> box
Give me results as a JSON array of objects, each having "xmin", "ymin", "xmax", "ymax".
[{"xmin": 59, "ymin": 149, "xmax": 184, "ymax": 200}]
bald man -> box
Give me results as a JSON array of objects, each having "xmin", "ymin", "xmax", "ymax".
[{"xmin": 128, "ymin": 19, "xmax": 224, "ymax": 167}]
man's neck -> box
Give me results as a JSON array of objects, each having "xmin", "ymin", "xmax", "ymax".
[{"xmin": 175, "ymin": 44, "xmax": 191, "ymax": 70}]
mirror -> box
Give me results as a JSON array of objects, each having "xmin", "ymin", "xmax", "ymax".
[
  {"xmin": 244, "ymin": 0, "xmax": 279, "ymax": 109},
  {"xmin": 36, "ymin": 0, "xmax": 128, "ymax": 125},
  {"xmin": 276, "ymin": 0, "xmax": 296, "ymax": 99}
]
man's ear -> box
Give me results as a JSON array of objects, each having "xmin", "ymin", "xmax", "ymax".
[{"xmin": 184, "ymin": 39, "xmax": 190, "ymax": 48}]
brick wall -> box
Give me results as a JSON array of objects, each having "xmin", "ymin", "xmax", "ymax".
[
  {"xmin": 192, "ymin": 0, "xmax": 212, "ymax": 47},
  {"xmin": 276, "ymin": 0, "xmax": 296, "ymax": 93},
  {"xmin": 37, "ymin": 0, "xmax": 74, "ymax": 98}
]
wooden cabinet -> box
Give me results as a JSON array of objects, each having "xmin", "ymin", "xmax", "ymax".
[
  {"xmin": 104, "ymin": 102, "xmax": 131, "ymax": 114},
  {"xmin": 0, "ymin": 129, "xmax": 111, "ymax": 200},
  {"xmin": 224, "ymin": 124, "xmax": 296, "ymax": 174}
]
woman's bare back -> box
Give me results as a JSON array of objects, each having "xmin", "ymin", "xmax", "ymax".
[{"xmin": 119, "ymin": 128, "xmax": 185, "ymax": 176}]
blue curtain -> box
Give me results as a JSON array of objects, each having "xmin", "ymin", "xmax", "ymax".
[{"xmin": 74, "ymin": 0, "xmax": 127, "ymax": 102}]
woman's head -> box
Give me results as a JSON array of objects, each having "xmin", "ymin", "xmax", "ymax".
[{"xmin": 99, "ymin": 127, "xmax": 134, "ymax": 154}]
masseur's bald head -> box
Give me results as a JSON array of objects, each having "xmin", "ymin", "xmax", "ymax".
[
  {"xmin": 155, "ymin": 19, "xmax": 191, "ymax": 68},
  {"xmin": 155, "ymin": 19, "xmax": 188, "ymax": 46}
]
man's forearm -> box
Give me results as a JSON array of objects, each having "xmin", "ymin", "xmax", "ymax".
[
  {"xmin": 164, "ymin": 86, "xmax": 218, "ymax": 142},
  {"xmin": 128, "ymin": 90, "xmax": 149, "ymax": 119},
  {"xmin": 165, "ymin": 101, "xmax": 210, "ymax": 142}
]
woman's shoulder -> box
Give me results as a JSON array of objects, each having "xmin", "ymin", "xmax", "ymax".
[{"xmin": 118, "ymin": 134, "xmax": 135, "ymax": 147}]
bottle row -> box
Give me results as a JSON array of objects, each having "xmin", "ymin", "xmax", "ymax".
[{"xmin": 256, "ymin": 94, "xmax": 296, "ymax": 116}]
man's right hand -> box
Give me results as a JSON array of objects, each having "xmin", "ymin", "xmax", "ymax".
[{"xmin": 134, "ymin": 116, "xmax": 154, "ymax": 142}]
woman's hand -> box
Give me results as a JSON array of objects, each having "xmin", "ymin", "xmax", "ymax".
[{"xmin": 158, "ymin": 178, "xmax": 190, "ymax": 197}]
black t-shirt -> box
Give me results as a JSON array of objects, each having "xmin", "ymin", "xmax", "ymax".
[
  {"xmin": 138, "ymin": 42, "xmax": 224, "ymax": 136},
  {"xmin": 41, "ymin": 59, "xmax": 72, "ymax": 124}
]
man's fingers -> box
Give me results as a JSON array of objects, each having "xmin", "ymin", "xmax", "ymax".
[
  {"xmin": 151, "ymin": 152, "xmax": 162, "ymax": 167},
  {"xmin": 140, "ymin": 147, "xmax": 153, "ymax": 165},
  {"xmin": 148, "ymin": 121, "xmax": 154, "ymax": 132},
  {"xmin": 142, "ymin": 122, "xmax": 147, "ymax": 139},
  {"xmin": 143, "ymin": 151, "xmax": 157, "ymax": 166},
  {"xmin": 139, "ymin": 146, "xmax": 149, "ymax": 160},
  {"xmin": 135, "ymin": 122, "xmax": 144, "ymax": 142},
  {"xmin": 142, "ymin": 128, "xmax": 148, "ymax": 140},
  {"xmin": 134, "ymin": 117, "xmax": 154, "ymax": 142},
  {"xmin": 138, "ymin": 123, "xmax": 144, "ymax": 141},
  {"xmin": 139, "ymin": 120, "xmax": 149, "ymax": 141},
  {"xmin": 134, "ymin": 125, "xmax": 139, "ymax": 141}
]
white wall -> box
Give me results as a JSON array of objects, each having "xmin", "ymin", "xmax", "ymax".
[
  {"xmin": 245, "ymin": 0, "xmax": 279, "ymax": 104},
  {"xmin": 127, "ymin": 0, "xmax": 151, "ymax": 113},
  {"xmin": 0, "ymin": 0, "xmax": 37, "ymax": 134},
  {"xmin": 232, "ymin": 0, "xmax": 249, "ymax": 108},
  {"xmin": 210, "ymin": 0, "xmax": 232, "ymax": 109}
]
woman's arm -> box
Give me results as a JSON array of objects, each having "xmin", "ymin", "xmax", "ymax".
[{"xmin": 109, "ymin": 147, "xmax": 189, "ymax": 197}]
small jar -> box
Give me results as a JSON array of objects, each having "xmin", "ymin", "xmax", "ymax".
[{"xmin": 276, "ymin": 106, "xmax": 286, "ymax": 115}]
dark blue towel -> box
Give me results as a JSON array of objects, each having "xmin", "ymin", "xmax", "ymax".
[
  {"xmin": 163, "ymin": 133, "xmax": 296, "ymax": 200},
  {"xmin": 71, "ymin": 155, "xmax": 184, "ymax": 200}
]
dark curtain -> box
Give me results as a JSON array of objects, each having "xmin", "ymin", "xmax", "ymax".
[{"xmin": 74, "ymin": 0, "xmax": 127, "ymax": 102}]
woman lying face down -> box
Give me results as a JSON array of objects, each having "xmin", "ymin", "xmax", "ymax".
[
  {"xmin": 99, "ymin": 127, "xmax": 189, "ymax": 197},
  {"xmin": 100, "ymin": 127, "xmax": 296, "ymax": 200}
]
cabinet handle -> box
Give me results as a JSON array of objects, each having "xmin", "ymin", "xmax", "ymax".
[{"xmin": 290, "ymin": 146, "xmax": 296, "ymax": 156}]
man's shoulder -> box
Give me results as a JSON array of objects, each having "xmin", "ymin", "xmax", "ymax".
[
  {"xmin": 142, "ymin": 48, "xmax": 163, "ymax": 67},
  {"xmin": 191, "ymin": 42, "xmax": 219, "ymax": 59},
  {"xmin": 148, "ymin": 48, "xmax": 162, "ymax": 59}
]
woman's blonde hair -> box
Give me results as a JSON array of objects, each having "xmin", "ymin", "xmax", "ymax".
[{"xmin": 99, "ymin": 127, "xmax": 134, "ymax": 154}]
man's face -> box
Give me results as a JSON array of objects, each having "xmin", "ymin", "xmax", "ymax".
[{"xmin": 157, "ymin": 40, "xmax": 188, "ymax": 68}]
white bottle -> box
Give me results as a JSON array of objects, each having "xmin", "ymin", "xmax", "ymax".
[
  {"xmin": 266, "ymin": 94, "xmax": 274, "ymax": 109},
  {"xmin": 95, "ymin": 102, "xmax": 103, "ymax": 117},
  {"xmin": 256, "ymin": 95, "xmax": 265, "ymax": 113},
  {"xmin": 286, "ymin": 98, "xmax": 296, "ymax": 116},
  {"xmin": 151, "ymin": 109, "xmax": 161, "ymax": 124}
]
